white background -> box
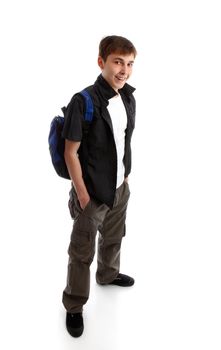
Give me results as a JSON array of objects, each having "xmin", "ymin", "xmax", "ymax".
[{"xmin": 0, "ymin": 0, "xmax": 221, "ymax": 349}]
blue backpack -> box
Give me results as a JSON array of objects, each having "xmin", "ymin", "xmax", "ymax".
[{"xmin": 48, "ymin": 89, "xmax": 94, "ymax": 179}]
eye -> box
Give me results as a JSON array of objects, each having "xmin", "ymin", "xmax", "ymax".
[{"xmin": 114, "ymin": 60, "xmax": 121, "ymax": 65}]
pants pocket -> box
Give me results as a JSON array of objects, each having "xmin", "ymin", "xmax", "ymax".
[{"xmin": 69, "ymin": 229, "xmax": 95, "ymax": 264}]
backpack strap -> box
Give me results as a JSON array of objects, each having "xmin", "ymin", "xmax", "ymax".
[
  {"xmin": 79, "ymin": 89, "xmax": 94, "ymax": 122},
  {"xmin": 61, "ymin": 89, "xmax": 94, "ymax": 122}
]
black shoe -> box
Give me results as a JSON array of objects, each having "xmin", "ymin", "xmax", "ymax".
[
  {"xmin": 66, "ymin": 312, "xmax": 84, "ymax": 337},
  {"xmin": 108, "ymin": 273, "xmax": 135, "ymax": 287}
]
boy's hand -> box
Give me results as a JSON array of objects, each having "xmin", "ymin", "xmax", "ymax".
[{"xmin": 78, "ymin": 193, "xmax": 90, "ymax": 210}]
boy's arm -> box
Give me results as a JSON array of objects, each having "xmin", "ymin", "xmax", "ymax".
[{"xmin": 64, "ymin": 139, "xmax": 90, "ymax": 210}]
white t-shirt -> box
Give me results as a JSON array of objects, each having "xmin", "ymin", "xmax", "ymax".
[{"xmin": 107, "ymin": 94, "xmax": 127, "ymax": 188}]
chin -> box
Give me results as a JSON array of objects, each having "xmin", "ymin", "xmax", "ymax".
[{"xmin": 118, "ymin": 82, "xmax": 126, "ymax": 89}]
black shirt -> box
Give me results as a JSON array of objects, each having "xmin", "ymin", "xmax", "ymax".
[{"xmin": 62, "ymin": 74, "xmax": 136, "ymax": 208}]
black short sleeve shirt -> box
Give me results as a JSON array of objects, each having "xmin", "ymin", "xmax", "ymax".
[{"xmin": 60, "ymin": 75, "xmax": 136, "ymax": 208}]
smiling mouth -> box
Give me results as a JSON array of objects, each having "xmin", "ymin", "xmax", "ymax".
[{"xmin": 115, "ymin": 76, "xmax": 127, "ymax": 82}]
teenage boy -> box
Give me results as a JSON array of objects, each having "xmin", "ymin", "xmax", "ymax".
[{"xmin": 62, "ymin": 35, "xmax": 137, "ymax": 337}]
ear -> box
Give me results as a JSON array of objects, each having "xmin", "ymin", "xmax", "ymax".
[{"xmin": 98, "ymin": 56, "xmax": 104, "ymax": 70}]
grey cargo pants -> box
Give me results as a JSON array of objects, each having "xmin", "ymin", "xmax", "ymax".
[{"xmin": 62, "ymin": 181, "xmax": 130, "ymax": 313}]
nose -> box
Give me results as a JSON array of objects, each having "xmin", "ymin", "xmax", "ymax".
[{"xmin": 120, "ymin": 64, "xmax": 128, "ymax": 75}]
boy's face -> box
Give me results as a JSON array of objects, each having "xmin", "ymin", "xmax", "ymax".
[{"xmin": 98, "ymin": 53, "xmax": 135, "ymax": 92}]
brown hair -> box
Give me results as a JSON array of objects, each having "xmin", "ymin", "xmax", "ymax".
[{"xmin": 99, "ymin": 35, "xmax": 137, "ymax": 62}]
